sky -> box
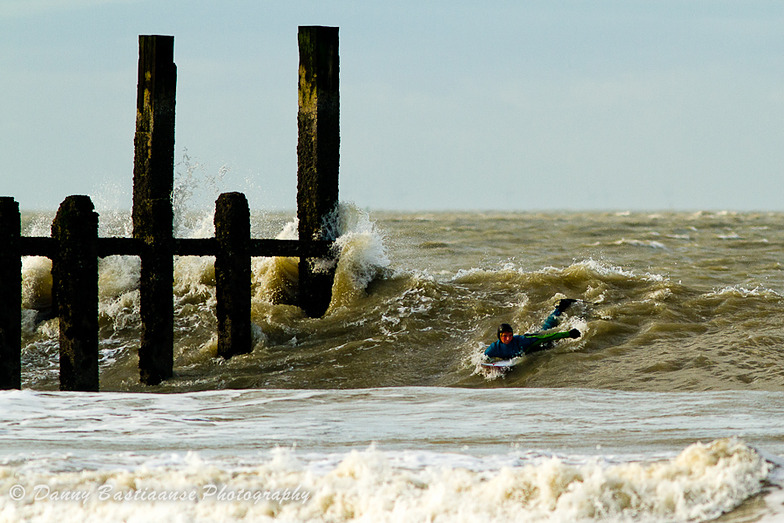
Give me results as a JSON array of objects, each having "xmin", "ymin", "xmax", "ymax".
[{"xmin": 2, "ymin": 1, "xmax": 784, "ymax": 212}]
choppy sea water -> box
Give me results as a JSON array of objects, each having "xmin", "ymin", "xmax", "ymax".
[{"xmin": 6, "ymin": 209, "xmax": 784, "ymax": 521}]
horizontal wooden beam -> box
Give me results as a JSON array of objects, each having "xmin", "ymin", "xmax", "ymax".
[
  {"xmin": 172, "ymin": 238, "xmax": 214, "ymax": 255},
  {"xmin": 175, "ymin": 238, "xmax": 333, "ymax": 257},
  {"xmin": 20, "ymin": 237, "xmax": 55, "ymax": 258},
  {"xmin": 18, "ymin": 236, "xmax": 332, "ymax": 259},
  {"xmin": 98, "ymin": 237, "xmax": 140, "ymax": 256}
]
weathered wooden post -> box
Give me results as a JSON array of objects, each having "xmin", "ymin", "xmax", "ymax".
[
  {"xmin": 51, "ymin": 196, "xmax": 99, "ymax": 392},
  {"xmin": 133, "ymin": 35, "xmax": 176, "ymax": 385},
  {"xmin": 0, "ymin": 197, "xmax": 21, "ymax": 389},
  {"xmin": 214, "ymin": 192, "xmax": 252, "ymax": 358},
  {"xmin": 297, "ymin": 26, "xmax": 340, "ymax": 317}
]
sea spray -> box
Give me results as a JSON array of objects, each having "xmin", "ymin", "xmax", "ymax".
[
  {"xmin": 19, "ymin": 201, "xmax": 393, "ymax": 385},
  {"xmin": 328, "ymin": 203, "xmax": 391, "ymax": 310},
  {"xmin": 252, "ymin": 219, "xmax": 300, "ymax": 305},
  {"xmin": 250, "ymin": 203, "xmax": 390, "ymax": 311}
]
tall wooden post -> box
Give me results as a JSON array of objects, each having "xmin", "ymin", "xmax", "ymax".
[
  {"xmin": 0, "ymin": 197, "xmax": 21, "ymax": 389},
  {"xmin": 133, "ymin": 35, "xmax": 176, "ymax": 385},
  {"xmin": 214, "ymin": 192, "xmax": 252, "ymax": 358},
  {"xmin": 51, "ymin": 196, "xmax": 99, "ymax": 392},
  {"xmin": 297, "ymin": 26, "xmax": 340, "ymax": 318}
]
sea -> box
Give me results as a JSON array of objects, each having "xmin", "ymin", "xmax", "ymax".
[{"xmin": 4, "ymin": 205, "xmax": 784, "ymax": 522}]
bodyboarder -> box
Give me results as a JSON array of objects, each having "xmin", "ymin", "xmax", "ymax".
[{"xmin": 484, "ymin": 299, "xmax": 582, "ymax": 360}]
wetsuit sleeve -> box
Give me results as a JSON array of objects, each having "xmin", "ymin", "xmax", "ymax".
[
  {"xmin": 484, "ymin": 341, "xmax": 501, "ymax": 358},
  {"xmin": 521, "ymin": 331, "xmax": 573, "ymax": 354}
]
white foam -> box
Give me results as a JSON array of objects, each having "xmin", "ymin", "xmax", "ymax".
[
  {"xmin": 708, "ymin": 285, "xmax": 780, "ymax": 299},
  {"xmin": 0, "ymin": 439, "xmax": 772, "ymax": 522}
]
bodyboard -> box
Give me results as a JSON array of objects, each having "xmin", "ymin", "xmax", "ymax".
[{"xmin": 480, "ymin": 356, "xmax": 524, "ymax": 370}]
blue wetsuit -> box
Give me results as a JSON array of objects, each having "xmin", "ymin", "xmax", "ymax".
[
  {"xmin": 484, "ymin": 305, "xmax": 575, "ymax": 359},
  {"xmin": 484, "ymin": 331, "xmax": 574, "ymax": 359}
]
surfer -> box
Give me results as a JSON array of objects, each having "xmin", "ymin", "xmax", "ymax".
[{"xmin": 484, "ymin": 299, "xmax": 581, "ymax": 359}]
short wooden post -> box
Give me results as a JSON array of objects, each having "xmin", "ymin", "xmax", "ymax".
[
  {"xmin": 133, "ymin": 35, "xmax": 176, "ymax": 385},
  {"xmin": 297, "ymin": 26, "xmax": 340, "ymax": 317},
  {"xmin": 51, "ymin": 196, "xmax": 99, "ymax": 392},
  {"xmin": 0, "ymin": 197, "xmax": 21, "ymax": 389},
  {"xmin": 214, "ymin": 192, "xmax": 251, "ymax": 358}
]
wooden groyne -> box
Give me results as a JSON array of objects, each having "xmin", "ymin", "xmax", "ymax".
[{"xmin": 0, "ymin": 27, "xmax": 341, "ymax": 391}]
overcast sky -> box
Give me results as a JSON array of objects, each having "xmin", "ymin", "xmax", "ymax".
[{"xmin": 2, "ymin": 1, "xmax": 783, "ymax": 212}]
